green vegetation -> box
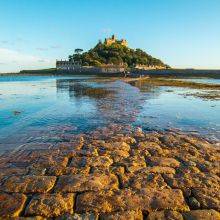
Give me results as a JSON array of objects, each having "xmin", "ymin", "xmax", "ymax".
[
  {"xmin": 20, "ymin": 68, "xmax": 57, "ymax": 74},
  {"xmin": 68, "ymin": 41, "xmax": 169, "ymax": 68}
]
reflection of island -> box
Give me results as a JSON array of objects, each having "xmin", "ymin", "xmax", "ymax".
[
  {"xmin": 68, "ymin": 83, "xmax": 115, "ymax": 99},
  {"xmin": 129, "ymin": 80, "xmax": 160, "ymax": 93},
  {"xmin": 56, "ymin": 79, "xmax": 115, "ymax": 99},
  {"xmin": 56, "ymin": 78, "xmax": 161, "ymax": 124}
]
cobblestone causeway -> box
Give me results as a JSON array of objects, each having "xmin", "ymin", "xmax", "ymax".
[{"xmin": 0, "ymin": 125, "xmax": 219, "ymax": 219}]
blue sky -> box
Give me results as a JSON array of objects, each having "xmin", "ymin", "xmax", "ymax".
[{"xmin": 0, "ymin": 0, "xmax": 220, "ymax": 72}]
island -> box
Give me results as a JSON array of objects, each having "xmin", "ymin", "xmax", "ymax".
[{"xmin": 56, "ymin": 35, "xmax": 169, "ymax": 74}]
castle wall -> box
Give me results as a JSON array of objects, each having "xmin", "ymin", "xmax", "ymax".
[
  {"xmin": 56, "ymin": 61, "xmax": 81, "ymax": 70},
  {"xmin": 56, "ymin": 61, "xmax": 125, "ymax": 74}
]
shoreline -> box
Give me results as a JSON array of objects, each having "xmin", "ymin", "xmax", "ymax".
[
  {"xmin": 0, "ymin": 124, "xmax": 219, "ymax": 218},
  {"xmin": 1, "ymin": 67, "xmax": 220, "ymax": 79},
  {"xmin": 87, "ymin": 76, "xmax": 220, "ymax": 90},
  {"xmin": 1, "ymin": 70, "xmax": 219, "ymax": 90}
]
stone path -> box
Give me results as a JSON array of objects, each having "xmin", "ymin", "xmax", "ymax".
[{"xmin": 0, "ymin": 125, "xmax": 219, "ymax": 219}]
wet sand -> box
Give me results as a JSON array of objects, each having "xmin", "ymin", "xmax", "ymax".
[
  {"xmin": 88, "ymin": 76, "xmax": 220, "ymax": 89},
  {"xmin": 128, "ymin": 77, "xmax": 220, "ymax": 90},
  {"xmin": 0, "ymin": 124, "xmax": 219, "ymax": 219}
]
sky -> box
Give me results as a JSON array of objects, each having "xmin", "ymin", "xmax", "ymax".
[{"xmin": 0, "ymin": 0, "xmax": 220, "ymax": 72}]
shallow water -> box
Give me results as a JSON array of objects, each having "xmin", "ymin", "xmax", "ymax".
[{"xmin": 0, "ymin": 75, "xmax": 219, "ymax": 153}]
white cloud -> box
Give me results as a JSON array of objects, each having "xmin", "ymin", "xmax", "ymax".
[
  {"xmin": 38, "ymin": 59, "xmax": 46, "ymax": 63},
  {"xmin": 36, "ymin": 45, "xmax": 62, "ymax": 50},
  {"xmin": 50, "ymin": 45, "xmax": 61, "ymax": 49},
  {"xmin": 36, "ymin": 47, "xmax": 48, "ymax": 51},
  {"xmin": 0, "ymin": 40, "xmax": 9, "ymax": 44},
  {"xmin": 0, "ymin": 48, "xmax": 54, "ymax": 73},
  {"xmin": 101, "ymin": 28, "xmax": 112, "ymax": 34},
  {"xmin": 16, "ymin": 37, "xmax": 27, "ymax": 43}
]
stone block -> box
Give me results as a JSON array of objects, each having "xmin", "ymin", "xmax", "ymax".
[
  {"xmin": 119, "ymin": 171, "xmax": 168, "ymax": 190},
  {"xmin": 0, "ymin": 193, "xmax": 26, "ymax": 217},
  {"xmin": 192, "ymin": 188, "xmax": 220, "ymax": 211},
  {"xmin": 182, "ymin": 209, "xmax": 220, "ymax": 220},
  {"xmin": 55, "ymin": 173, "xmax": 118, "ymax": 192},
  {"xmin": 3, "ymin": 175, "xmax": 56, "ymax": 193},
  {"xmin": 100, "ymin": 210, "xmax": 143, "ymax": 220},
  {"xmin": 164, "ymin": 173, "xmax": 220, "ymax": 189},
  {"xmin": 76, "ymin": 188, "xmax": 189, "ymax": 213},
  {"xmin": 147, "ymin": 210, "xmax": 183, "ymax": 220},
  {"xmin": 25, "ymin": 193, "xmax": 74, "ymax": 217},
  {"xmin": 146, "ymin": 156, "xmax": 180, "ymax": 168}
]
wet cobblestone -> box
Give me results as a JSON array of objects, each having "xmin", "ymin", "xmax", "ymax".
[{"xmin": 0, "ymin": 125, "xmax": 219, "ymax": 219}]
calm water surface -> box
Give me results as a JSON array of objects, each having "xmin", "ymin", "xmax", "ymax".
[{"xmin": 0, "ymin": 75, "xmax": 219, "ymax": 153}]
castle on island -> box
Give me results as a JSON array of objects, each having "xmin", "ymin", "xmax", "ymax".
[{"xmin": 104, "ymin": 35, "xmax": 128, "ymax": 47}]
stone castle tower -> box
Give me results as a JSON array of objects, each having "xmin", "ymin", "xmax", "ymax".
[{"xmin": 104, "ymin": 35, "xmax": 128, "ymax": 47}]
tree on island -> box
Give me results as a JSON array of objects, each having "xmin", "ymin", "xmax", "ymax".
[
  {"xmin": 75, "ymin": 48, "xmax": 83, "ymax": 54},
  {"xmin": 69, "ymin": 48, "xmax": 83, "ymax": 63}
]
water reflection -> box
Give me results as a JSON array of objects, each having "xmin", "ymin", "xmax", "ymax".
[
  {"xmin": 56, "ymin": 78, "xmax": 161, "ymax": 125},
  {"xmin": 56, "ymin": 79, "xmax": 115, "ymax": 99},
  {"xmin": 130, "ymin": 80, "xmax": 157, "ymax": 92}
]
